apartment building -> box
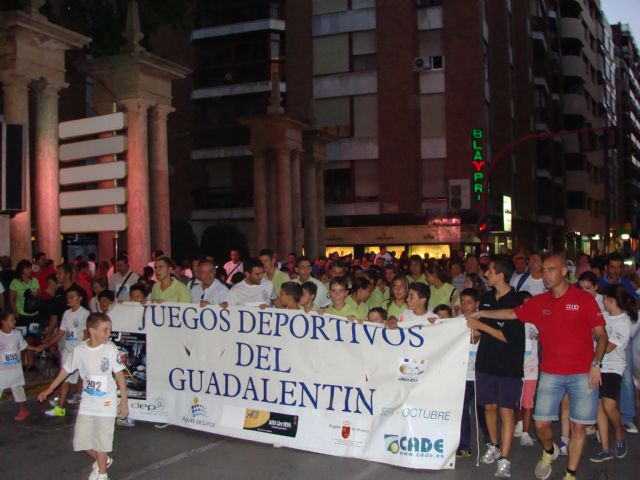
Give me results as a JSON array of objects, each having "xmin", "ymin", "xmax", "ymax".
[
  {"xmin": 560, "ymin": 0, "xmax": 610, "ymax": 255},
  {"xmin": 613, "ymin": 23, "xmax": 640, "ymax": 240}
]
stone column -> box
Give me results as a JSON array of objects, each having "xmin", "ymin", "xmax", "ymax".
[
  {"xmin": 253, "ymin": 149, "xmax": 268, "ymax": 252},
  {"xmin": 302, "ymin": 155, "xmax": 319, "ymax": 259},
  {"xmin": 1, "ymin": 74, "xmax": 32, "ymax": 263},
  {"xmin": 316, "ymin": 161, "xmax": 326, "ymax": 256},
  {"xmin": 149, "ymin": 104, "xmax": 172, "ymax": 255},
  {"xmin": 276, "ymin": 148, "xmax": 293, "ymax": 258},
  {"xmin": 121, "ymin": 99, "xmax": 151, "ymax": 273},
  {"xmin": 34, "ymin": 80, "xmax": 64, "ymax": 263},
  {"xmin": 291, "ymin": 149, "xmax": 303, "ymax": 254}
]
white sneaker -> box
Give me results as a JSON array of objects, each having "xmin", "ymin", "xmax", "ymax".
[
  {"xmin": 48, "ymin": 396, "xmax": 59, "ymax": 407},
  {"xmin": 495, "ymin": 458, "xmax": 511, "ymax": 478},
  {"xmin": 67, "ymin": 393, "xmax": 82, "ymax": 404},
  {"xmin": 89, "ymin": 457, "xmax": 113, "ymax": 480},
  {"xmin": 514, "ymin": 420, "xmax": 523, "ymax": 438},
  {"xmin": 481, "ymin": 444, "xmax": 502, "ymax": 464},
  {"xmin": 520, "ymin": 432, "xmax": 535, "ymax": 447},
  {"xmin": 596, "ymin": 430, "xmax": 601, "ymax": 444},
  {"xmin": 116, "ymin": 417, "xmax": 136, "ymax": 427},
  {"xmin": 586, "ymin": 425, "xmax": 596, "ymax": 436},
  {"xmin": 558, "ymin": 441, "xmax": 568, "ymax": 456},
  {"xmin": 623, "ymin": 422, "xmax": 638, "ymax": 434}
]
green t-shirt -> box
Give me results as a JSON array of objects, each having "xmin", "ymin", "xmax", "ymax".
[
  {"xmin": 428, "ymin": 282, "xmax": 459, "ymax": 311},
  {"xmin": 325, "ymin": 302, "xmax": 359, "ymax": 318},
  {"xmin": 406, "ymin": 274, "xmax": 428, "ymax": 286},
  {"xmin": 366, "ymin": 287, "xmax": 387, "ymax": 310},
  {"xmin": 151, "ymin": 278, "xmax": 191, "ymax": 303},
  {"xmin": 9, "ymin": 277, "xmax": 40, "ymax": 316},
  {"xmin": 268, "ymin": 268, "xmax": 290, "ymax": 296},
  {"xmin": 346, "ymin": 295, "xmax": 369, "ymax": 321},
  {"xmin": 385, "ymin": 301, "xmax": 408, "ymax": 319}
]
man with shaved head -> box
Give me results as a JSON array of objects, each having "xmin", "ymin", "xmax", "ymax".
[{"xmin": 467, "ymin": 254, "xmax": 609, "ymax": 480}]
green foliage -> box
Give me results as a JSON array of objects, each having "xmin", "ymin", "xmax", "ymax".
[{"xmin": 200, "ymin": 224, "xmax": 250, "ymax": 265}]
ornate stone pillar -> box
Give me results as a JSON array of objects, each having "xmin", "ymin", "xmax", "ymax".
[
  {"xmin": 316, "ymin": 161, "xmax": 326, "ymax": 256},
  {"xmin": 1, "ymin": 74, "xmax": 32, "ymax": 263},
  {"xmin": 121, "ymin": 99, "xmax": 151, "ymax": 273},
  {"xmin": 302, "ymin": 155, "xmax": 319, "ymax": 259},
  {"xmin": 276, "ymin": 148, "xmax": 293, "ymax": 258},
  {"xmin": 291, "ymin": 149, "xmax": 303, "ymax": 254},
  {"xmin": 34, "ymin": 79, "xmax": 65, "ymax": 263},
  {"xmin": 149, "ymin": 104, "xmax": 173, "ymax": 255},
  {"xmin": 253, "ymin": 149, "xmax": 268, "ymax": 252}
]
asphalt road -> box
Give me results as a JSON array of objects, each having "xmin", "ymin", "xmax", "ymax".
[{"xmin": 1, "ymin": 399, "xmax": 637, "ymax": 480}]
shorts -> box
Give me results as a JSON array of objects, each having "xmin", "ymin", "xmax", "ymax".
[
  {"xmin": 1, "ymin": 386, "xmax": 26, "ymax": 403},
  {"xmin": 16, "ymin": 314, "xmax": 42, "ymax": 338},
  {"xmin": 73, "ymin": 414, "xmax": 115, "ymax": 452},
  {"xmin": 521, "ymin": 379, "xmax": 538, "ymax": 409},
  {"xmin": 599, "ymin": 373, "xmax": 622, "ymax": 400},
  {"xmin": 475, "ymin": 371, "xmax": 523, "ymax": 410},
  {"xmin": 534, "ymin": 372, "xmax": 598, "ymax": 424},
  {"xmin": 61, "ymin": 350, "xmax": 79, "ymax": 384}
]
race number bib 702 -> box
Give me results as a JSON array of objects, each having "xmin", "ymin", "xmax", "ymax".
[
  {"xmin": 2, "ymin": 351, "xmax": 20, "ymax": 366},
  {"xmin": 84, "ymin": 375, "xmax": 108, "ymax": 397}
]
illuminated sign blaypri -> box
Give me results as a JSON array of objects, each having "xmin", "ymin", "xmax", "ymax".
[
  {"xmin": 471, "ymin": 129, "xmax": 485, "ymax": 202},
  {"xmin": 503, "ymin": 195, "xmax": 512, "ymax": 232}
]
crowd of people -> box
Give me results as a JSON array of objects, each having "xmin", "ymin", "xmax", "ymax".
[{"xmin": 1, "ymin": 245, "xmax": 639, "ymax": 480}]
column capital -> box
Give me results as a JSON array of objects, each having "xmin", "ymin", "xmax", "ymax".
[
  {"xmin": 150, "ymin": 103, "xmax": 174, "ymax": 120},
  {"xmin": 0, "ymin": 72, "xmax": 32, "ymax": 91},
  {"xmin": 118, "ymin": 98, "xmax": 152, "ymax": 114},
  {"xmin": 32, "ymin": 77, "xmax": 68, "ymax": 97}
]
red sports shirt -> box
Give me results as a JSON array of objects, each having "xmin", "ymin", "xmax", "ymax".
[{"xmin": 514, "ymin": 285, "xmax": 604, "ymax": 375}]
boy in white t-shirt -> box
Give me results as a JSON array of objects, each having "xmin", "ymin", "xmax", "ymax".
[
  {"xmin": 39, "ymin": 312, "xmax": 127, "ymax": 480},
  {"xmin": 38, "ymin": 285, "xmax": 90, "ymax": 417},
  {"xmin": 457, "ymin": 288, "xmax": 488, "ymax": 457},
  {"xmin": 1, "ymin": 311, "xmax": 37, "ymax": 420},
  {"xmin": 513, "ymin": 291, "xmax": 539, "ymax": 447}
]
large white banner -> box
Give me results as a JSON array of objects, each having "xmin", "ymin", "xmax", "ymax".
[{"xmin": 109, "ymin": 303, "xmax": 470, "ymax": 470}]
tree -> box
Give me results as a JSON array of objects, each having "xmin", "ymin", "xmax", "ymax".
[{"xmin": 200, "ymin": 224, "xmax": 250, "ymax": 265}]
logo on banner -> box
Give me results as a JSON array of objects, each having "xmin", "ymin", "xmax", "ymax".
[
  {"xmin": 182, "ymin": 397, "xmax": 215, "ymax": 428},
  {"xmin": 191, "ymin": 397, "xmax": 207, "ymax": 418},
  {"xmin": 384, "ymin": 434, "xmax": 445, "ymax": 458},
  {"xmin": 329, "ymin": 421, "xmax": 369, "ymax": 448},
  {"xmin": 243, "ymin": 409, "xmax": 299, "ymax": 438},
  {"xmin": 341, "ymin": 421, "xmax": 351, "ymax": 439},
  {"xmin": 397, "ymin": 358, "xmax": 425, "ymax": 383},
  {"xmin": 131, "ymin": 397, "xmax": 165, "ymax": 414}
]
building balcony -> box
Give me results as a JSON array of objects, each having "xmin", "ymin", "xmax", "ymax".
[
  {"xmin": 192, "ymin": 18, "xmax": 285, "ymax": 41},
  {"xmin": 563, "ymin": 93, "xmax": 587, "ymax": 117},
  {"xmin": 194, "ymin": 1, "xmax": 284, "ymax": 30},
  {"xmin": 560, "ymin": 0, "xmax": 583, "ymax": 19},
  {"xmin": 562, "ymin": 55, "xmax": 585, "ymax": 78},
  {"xmin": 566, "ymin": 209, "xmax": 605, "ymax": 235}
]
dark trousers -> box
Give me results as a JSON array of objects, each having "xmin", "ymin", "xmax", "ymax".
[{"xmin": 459, "ymin": 380, "xmax": 489, "ymax": 450}]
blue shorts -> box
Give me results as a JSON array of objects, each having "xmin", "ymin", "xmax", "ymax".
[{"xmin": 534, "ymin": 372, "xmax": 598, "ymax": 425}]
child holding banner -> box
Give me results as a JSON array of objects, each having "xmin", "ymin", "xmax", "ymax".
[
  {"xmin": 324, "ymin": 277, "xmax": 358, "ymax": 320},
  {"xmin": 299, "ymin": 282, "xmax": 318, "ymax": 313},
  {"xmin": 457, "ymin": 288, "xmax": 482, "ymax": 457},
  {"xmin": 398, "ymin": 283, "xmax": 439, "ymax": 325},
  {"xmin": 38, "ymin": 312, "xmax": 128, "ymax": 480},
  {"xmin": 278, "ymin": 282, "xmax": 303, "ymax": 310}
]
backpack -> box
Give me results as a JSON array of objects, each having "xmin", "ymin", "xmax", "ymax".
[{"xmin": 23, "ymin": 288, "xmax": 41, "ymax": 314}]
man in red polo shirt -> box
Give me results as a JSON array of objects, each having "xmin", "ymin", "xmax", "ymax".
[{"xmin": 467, "ymin": 254, "xmax": 608, "ymax": 480}]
